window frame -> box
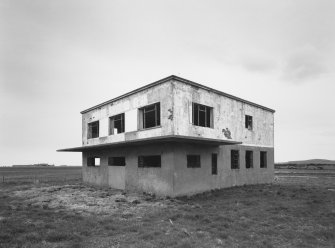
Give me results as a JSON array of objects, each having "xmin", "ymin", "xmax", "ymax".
[
  {"xmin": 87, "ymin": 121, "xmax": 99, "ymax": 139},
  {"xmin": 87, "ymin": 157, "xmax": 100, "ymax": 167},
  {"xmin": 231, "ymin": 150, "xmax": 240, "ymax": 169},
  {"xmin": 192, "ymin": 102, "xmax": 213, "ymax": 128},
  {"xmin": 245, "ymin": 150, "xmax": 253, "ymax": 169},
  {"xmin": 138, "ymin": 102, "xmax": 161, "ymax": 130},
  {"xmin": 138, "ymin": 155, "xmax": 161, "ymax": 168},
  {"xmin": 187, "ymin": 155, "xmax": 201, "ymax": 168},
  {"xmin": 109, "ymin": 113, "xmax": 125, "ymax": 135},
  {"xmin": 245, "ymin": 115, "xmax": 253, "ymax": 130},
  {"xmin": 260, "ymin": 151, "xmax": 267, "ymax": 168},
  {"xmin": 212, "ymin": 153, "xmax": 218, "ymax": 175},
  {"xmin": 108, "ymin": 156, "xmax": 126, "ymax": 166}
]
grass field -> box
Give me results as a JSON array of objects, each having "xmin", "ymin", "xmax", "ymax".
[
  {"xmin": 0, "ymin": 167, "xmax": 82, "ymax": 184},
  {"xmin": 0, "ymin": 167, "xmax": 334, "ymax": 248}
]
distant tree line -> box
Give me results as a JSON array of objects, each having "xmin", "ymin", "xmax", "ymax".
[{"xmin": 12, "ymin": 163, "xmax": 55, "ymax": 168}]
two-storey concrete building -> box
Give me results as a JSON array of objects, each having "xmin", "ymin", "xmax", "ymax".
[{"xmin": 58, "ymin": 75, "xmax": 275, "ymax": 196}]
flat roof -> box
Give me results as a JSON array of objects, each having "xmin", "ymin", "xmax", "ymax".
[
  {"xmin": 80, "ymin": 75, "xmax": 275, "ymax": 114},
  {"xmin": 57, "ymin": 135, "xmax": 242, "ymax": 152}
]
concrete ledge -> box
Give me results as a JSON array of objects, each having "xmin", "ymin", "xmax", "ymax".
[{"xmin": 57, "ymin": 135, "xmax": 242, "ymax": 152}]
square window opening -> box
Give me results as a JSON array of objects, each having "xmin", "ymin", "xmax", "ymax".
[
  {"xmin": 187, "ymin": 155, "xmax": 201, "ymax": 168},
  {"xmin": 87, "ymin": 157, "xmax": 100, "ymax": 167},
  {"xmin": 192, "ymin": 103, "xmax": 213, "ymax": 128},
  {"xmin": 139, "ymin": 103, "xmax": 160, "ymax": 129}
]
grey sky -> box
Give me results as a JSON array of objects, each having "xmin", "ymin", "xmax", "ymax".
[{"xmin": 0, "ymin": 0, "xmax": 334, "ymax": 165}]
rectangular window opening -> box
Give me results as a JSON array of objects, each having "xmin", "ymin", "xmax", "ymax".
[
  {"xmin": 187, "ymin": 155, "xmax": 201, "ymax": 168},
  {"xmin": 139, "ymin": 103, "xmax": 160, "ymax": 129},
  {"xmin": 260, "ymin": 151, "xmax": 267, "ymax": 168},
  {"xmin": 108, "ymin": 157, "xmax": 126, "ymax": 166},
  {"xmin": 88, "ymin": 121, "xmax": 99, "ymax": 139},
  {"xmin": 192, "ymin": 103, "xmax": 213, "ymax": 128},
  {"xmin": 138, "ymin": 155, "xmax": 161, "ymax": 168},
  {"xmin": 109, "ymin": 113, "xmax": 125, "ymax": 135},
  {"xmin": 87, "ymin": 157, "xmax": 100, "ymax": 167},
  {"xmin": 212, "ymin": 153, "xmax": 218, "ymax": 175},
  {"xmin": 245, "ymin": 115, "xmax": 253, "ymax": 130},
  {"xmin": 245, "ymin": 150, "xmax": 253, "ymax": 169},
  {"xmin": 231, "ymin": 150, "xmax": 239, "ymax": 169}
]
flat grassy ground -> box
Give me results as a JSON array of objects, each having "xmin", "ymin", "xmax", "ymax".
[
  {"xmin": 0, "ymin": 167, "xmax": 82, "ymax": 184},
  {"xmin": 0, "ymin": 168, "xmax": 334, "ymax": 248}
]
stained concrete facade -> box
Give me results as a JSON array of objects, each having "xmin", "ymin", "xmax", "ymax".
[{"xmin": 59, "ymin": 75, "xmax": 275, "ymax": 196}]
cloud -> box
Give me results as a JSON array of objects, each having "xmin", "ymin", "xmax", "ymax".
[
  {"xmin": 240, "ymin": 56, "xmax": 277, "ymax": 73},
  {"xmin": 282, "ymin": 45, "xmax": 328, "ymax": 83}
]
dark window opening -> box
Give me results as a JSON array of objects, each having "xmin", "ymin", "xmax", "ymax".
[
  {"xmin": 139, "ymin": 103, "xmax": 160, "ymax": 129},
  {"xmin": 87, "ymin": 157, "xmax": 100, "ymax": 166},
  {"xmin": 212, "ymin": 153, "xmax": 218, "ymax": 175},
  {"xmin": 231, "ymin": 150, "xmax": 239, "ymax": 169},
  {"xmin": 187, "ymin": 155, "xmax": 201, "ymax": 168},
  {"xmin": 260, "ymin": 151, "xmax": 267, "ymax": 168},
  {"xmin": 245, "ymin": 150, "xmax": 253, "ymax": 169},
  {"xmin": 108, "ymin": 157, "xmax": 125, "ymax": 166},
  {"xmin": 138, "ymin": 155, "xmax": 161, "ymax": 168},
  {"xmin": 88, "ymin": 121, "xmax": 99, "ymax": 139},
  {"xmin": 192, "ymin": 103, "xmax": 213, "ymax": 128},
  {"xmin": 245, "ymin": 115, "xmax": 253, "ymax": 130},
  {"xmin": 109, "ymin": 113, "xmax": 125, "ymax": 135}
]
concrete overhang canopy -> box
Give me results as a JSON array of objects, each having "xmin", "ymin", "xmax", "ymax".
[{"xmin": 57, "ymin": 135, "xmax": 242, "ymax": 152}]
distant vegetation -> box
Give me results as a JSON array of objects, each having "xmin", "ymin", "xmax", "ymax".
[
  {"xmin": 12, "ymin": 163, "xmax": 55, "ymax": 168},
  {"xmin": 275, "ymin": 159, "xmax": 335, "ymax": 170}
]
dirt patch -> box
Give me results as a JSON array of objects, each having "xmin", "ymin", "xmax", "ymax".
[{"xmin": 13, "ymin": 184, "xmax": 166, "ymax": 217}]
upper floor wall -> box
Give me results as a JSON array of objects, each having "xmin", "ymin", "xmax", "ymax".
[
  {"xmin": 172, "ymin": 80, "xmax": 274, "ymax": 147},
  {"xmin": 81, "ymin": 77, "xmax": 274, "ymax": 147},
  {"xmin": 82, "ymin": 81, "xmax": 174, "ymax": 146}
]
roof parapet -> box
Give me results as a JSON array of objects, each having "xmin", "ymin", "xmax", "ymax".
[{"xmin": 80, "ymin": 75, "xmax": 275, "ymax": 114}]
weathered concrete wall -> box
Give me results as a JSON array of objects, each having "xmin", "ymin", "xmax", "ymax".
[
  {"xmin": 82, "ymin": 143, "xmax": 274, "ymax": 196},
  {"xmin": 172, "ymin": 143, "xmax": 274, "ymax": 196},
  {"xmin": 82, "ymin": 81, "xmax": 174, "ymax": 146},
  {"xmin": 124, "ymin": 143, "xmax": 175, "ymax": 196},
  {"xmin": 172, "ymin": 80, "xmax": 274, "ymax": 147},
  {"xmin": 108, "ymin": 166, "xmax": 125, "ymax": 189},
  {"xmin": 82, "ymin": 150, "xmax": 109, "ymax": 186},
  {"xmin": 81, "ymin": 79, "xmax": 274, "ymax": 148},
  {"xmin": 82, "ymin": 143, "xmax": 175, "ymax": 196}
]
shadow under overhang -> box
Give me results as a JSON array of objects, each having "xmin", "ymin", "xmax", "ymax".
[{"xmin": 57, "ymin": 135, "xmax": 242, "ymax": 152}]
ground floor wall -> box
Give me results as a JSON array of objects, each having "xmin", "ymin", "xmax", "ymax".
[
  {"xmin": 82, "ymin": 143, "xmax": 175, "ymax": 195},
  {"xmin": 82, "ymin": 143, "xmax": 274, "ymax": 196},
  {"xmin": 172, "ymin": 144, "xmax": 274, "ymax": 196}
]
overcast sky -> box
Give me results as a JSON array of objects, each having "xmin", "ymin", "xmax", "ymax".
[{"xmin": 0, "ymin": 0, "xmax": 334, "ymax": 166}]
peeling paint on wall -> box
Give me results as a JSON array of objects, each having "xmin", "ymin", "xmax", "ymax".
[
  {"xmin": 222, "ymin": 128, "xmax": 232, "ymax": 139},
  {"xmin": 168, "ymin": 108, "xmax": 173, "ymax": 120}
]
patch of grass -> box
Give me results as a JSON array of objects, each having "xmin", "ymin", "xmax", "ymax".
[
  {"xmin": 45, "ymin": 231, "xmax": 72, "ymax": 242},
  {"xmin": 20, "ymin": 232, "xmax": 43, "ymax": 243},
  {"xmin": 0, "ymin": 170, "xmax": 334, "ymax": 247},
  {"xmin": 175, "ymin": 240, "xmax": 193, "ymax": 248}
]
